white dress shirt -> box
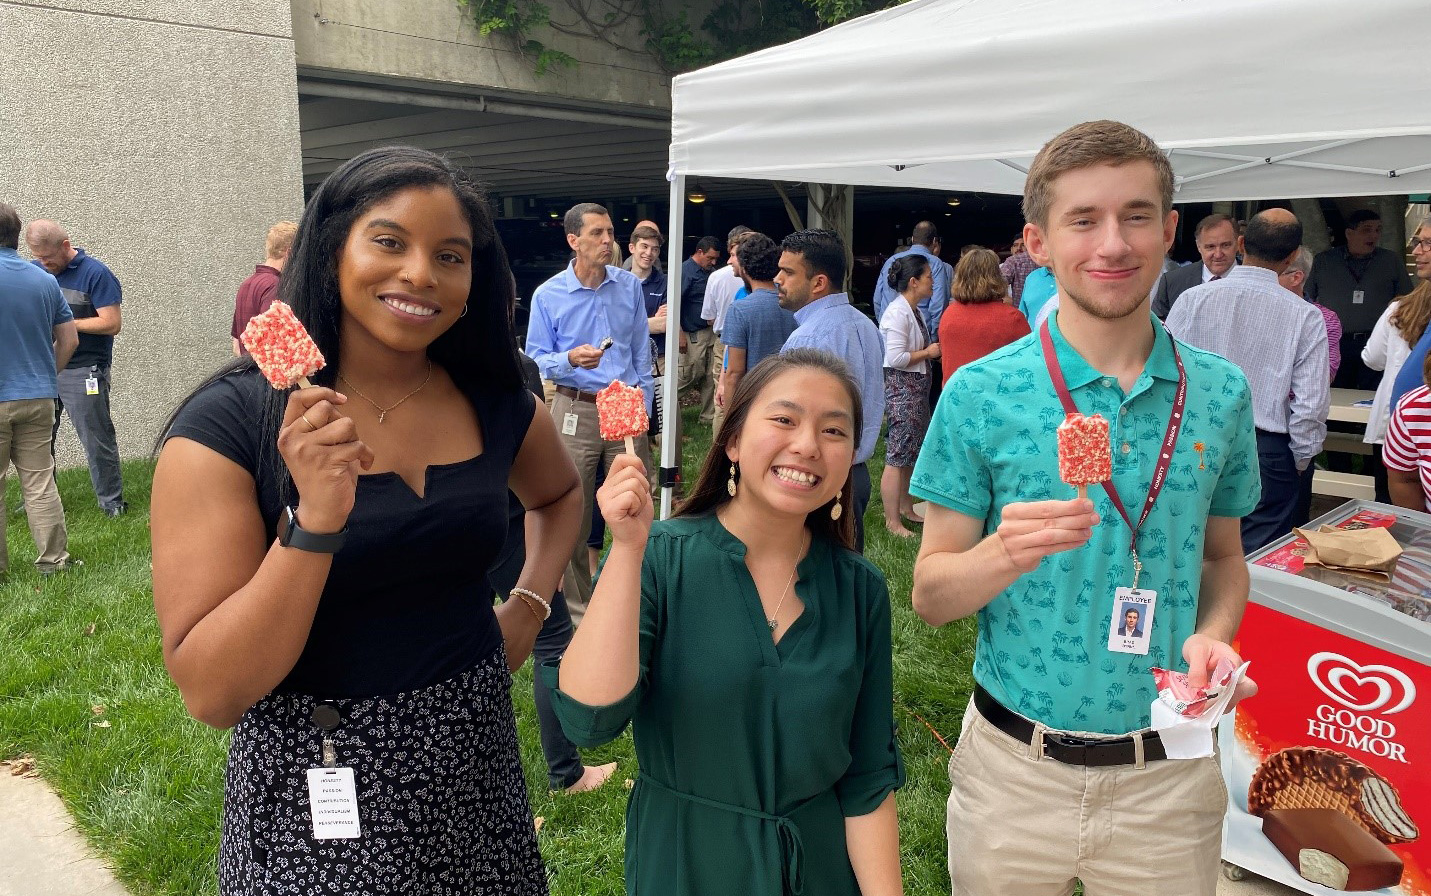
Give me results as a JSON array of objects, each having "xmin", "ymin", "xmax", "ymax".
[
  {"xmin": 700, "ymin": 265, "xmax": 742, "ymax": 334},
  {"xmin": 1166, "ymin": 265, "xmax": 1329, "ymax": 467}
]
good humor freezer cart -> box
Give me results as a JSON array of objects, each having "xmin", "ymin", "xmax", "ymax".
[{"xmin": 1223, "ymin": 500, "xmax": 1431, "ymax": 894}]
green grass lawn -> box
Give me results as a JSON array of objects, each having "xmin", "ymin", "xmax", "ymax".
[{"xmin": 1, "ymin": 407, "xmax": 977, "ymax": 896}]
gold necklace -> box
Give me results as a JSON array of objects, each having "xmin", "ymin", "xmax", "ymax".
[
  {"xmin": 337, "ymin": 360, "xmax": 433, "ymax": 423},
  {"xmin": 766, "ymin": 533, "xmax": 809, "ymax": 632},
  {"xmin": 767, "ymin": 564, "xmax": 799, "ymax": 632}
]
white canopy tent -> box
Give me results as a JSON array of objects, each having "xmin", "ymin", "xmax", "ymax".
[{"xmin": 655, "ymin": 0, "xmax": 1431, "ymax": 515}]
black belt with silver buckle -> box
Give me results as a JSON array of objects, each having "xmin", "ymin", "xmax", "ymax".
[
  {"xmin": 974, "ymin": 684, "xmax": 1167, "ymax": 766},
  {"xmin": 555, "ymin": 385, "xmax": 600, "ymax": 403}
]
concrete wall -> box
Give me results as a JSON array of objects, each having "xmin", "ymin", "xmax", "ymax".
[
  {"xmin": 292, "ymin": 0, "xmax": 699, "ymax": 111},
  {"xmin": 0, "ymin": 0, "xmax": 304, "ymax": 471}
]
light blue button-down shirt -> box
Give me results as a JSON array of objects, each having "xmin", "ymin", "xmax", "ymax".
[
  {"xmin": 525, "ymin": 262, "xmax": 654, "ymax": 411},
  {"xmin": 782, "ymin": 293, "xmax": 885, "ymax": 464},
  {"xmin": 872, "ymin": 244, "xmax": 950, "ymax": 334}
]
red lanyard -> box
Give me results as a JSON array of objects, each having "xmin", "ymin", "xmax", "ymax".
[{"xmin": 1039, "ymin": 320, "xmax": 1186, "ymax": 568}]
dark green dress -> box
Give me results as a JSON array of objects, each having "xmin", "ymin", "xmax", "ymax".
[{"xmin": 544, "ymin": 514, "xmax": 904, "ymax": 896}]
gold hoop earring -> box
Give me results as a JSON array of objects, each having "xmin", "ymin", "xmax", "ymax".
[
  {"xmin": 830, "ymin": 495, "xmax": 843, "ymax": 521},
  {"xmin": 727, "ymin": 463, "xmax": 738, "ymax": 497}
]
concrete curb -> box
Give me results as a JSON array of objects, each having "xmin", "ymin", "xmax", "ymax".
[{"xmin": 0, "ymin": 765, "xmax": 131, "ymax": 896}]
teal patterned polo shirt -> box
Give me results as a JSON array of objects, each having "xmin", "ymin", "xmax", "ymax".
[{"xmin": 911, "ymin": 313, "xmax": 1260, "ymax": 734}]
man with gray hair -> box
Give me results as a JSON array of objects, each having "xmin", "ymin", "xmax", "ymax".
[
  {"xmin": 1280, "ymin": 247, "xmax": 1342, "ymax": 381},
  {"xmin": 1, "ymin": 203, "xmax": 79, "ymax": 575},
  {"xmin": 1168, "ymin": 210, "xmax": 1330, "ymax": 553},
  {"xmin": 24, "ymin": 219, "xmax": 127, "ymax": 517},
  {"xmin": 525, "ymin": 202, "xmax": 653, "ymax": 622}
]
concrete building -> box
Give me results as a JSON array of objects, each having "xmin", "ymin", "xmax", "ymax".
[
  {"xmin": 2, "ymin": 0, "xmax": 304, "ymax": 465},
  {"xmin": 1, "ymin": 0, "xmax": 694, "ymax": 465}
]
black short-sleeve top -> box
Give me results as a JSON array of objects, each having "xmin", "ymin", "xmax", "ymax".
[{"xmin": 165, "ymin": 368, "xmax": 534, "ymax": 698}]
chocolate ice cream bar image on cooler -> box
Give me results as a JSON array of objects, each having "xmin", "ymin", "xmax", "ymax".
[
  {"xmin": 1261, "ymin": 808, "xmax": 1402, "ymax": 891},
  {"xmin": 1249, "ymin": 747, "xmax": 1419, "ymax": 844}
]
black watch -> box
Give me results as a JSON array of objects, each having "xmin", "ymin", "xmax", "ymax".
[{"xmin": 277, "ymin": 505, "xmax": 347, "ymax": 553}]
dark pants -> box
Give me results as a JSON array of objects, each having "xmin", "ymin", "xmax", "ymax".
[
  {"xmin": 853, "ymin": 461, "xmax": 872, "ymax": 554},
  {"xmin": 490, "ymin": 515, "xmax": 583, "ymax": 791},
  {"xmin": 512, "ymin": 590, "xmax": 582, "ymax": 791},
  {"xmin": 55, "ymin": 364, "xmax": 124, "ymax": 511},
  {"xmin": 1334, "ymin": 331, "xmax": 1382, "ymax": 391},
  {"xmin": 1243, "ymin": 430, "xmax": 1301, "ymax": 555},
  {"xmin": 1371, "ymin": 443, "xmax": 1391, "ymax": 505}
]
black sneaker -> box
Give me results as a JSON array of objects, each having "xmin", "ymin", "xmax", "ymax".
[{"xmin": 103, "ymin": 502, "xmax": 129, "ymax": 518}]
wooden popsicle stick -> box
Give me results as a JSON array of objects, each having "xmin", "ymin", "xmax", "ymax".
[
  {"xmin": 1076, "ymin": 484, "xmax": 1087, "ymax": 501},
  {"xmin": 298, "ymin": 376, "xmax": 313, "ymax": 389},
  {"xmin": 624, "ymin": 435, "xmax": 635, "ymax": 456}
]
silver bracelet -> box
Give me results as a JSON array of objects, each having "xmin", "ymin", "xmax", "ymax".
[{"xmin": 510, "ymin": 587, "xmax": 552, "ymax": 622}]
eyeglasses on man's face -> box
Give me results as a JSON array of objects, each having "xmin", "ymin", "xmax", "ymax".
[{"xmin": 1409, "ymin": 236, "xmax": 1431, "ymax": 252}]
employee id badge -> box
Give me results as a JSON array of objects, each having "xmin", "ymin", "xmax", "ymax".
[
  {"xmin": 307, "ymin": 766, "xmax": 362, "ymax": 839},
  {"xmin": 1353, "ymin": 289, "xmax": 1366, "ymax": 305},
  {"xmin": 562, "ymin": 412, "xmax": 579, "ymax": 436},
  {"xmin": 84, "ymin": 376, "xmax": 100, "ymax": 396},
  {"xmin": 1107, "ymin": 587, "xmax": 1157, "ymax": 655}
]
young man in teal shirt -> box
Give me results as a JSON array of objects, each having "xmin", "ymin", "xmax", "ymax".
[{"xmin": 911, "ymin": 120, "xmax": 1260, "ymax": 896}]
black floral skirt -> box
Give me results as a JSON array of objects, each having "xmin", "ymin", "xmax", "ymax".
[
  {"xmin": 883, "ymin": 367, "xmax": 931, "ymax": 468},
  {"xmin": 219, "ymin": 645, "xmax": 547, "ymax": 895}
]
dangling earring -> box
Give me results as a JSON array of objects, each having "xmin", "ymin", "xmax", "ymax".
[
  {"xmin": 727, "ymin": 462, "xmax": 738, "ymax": 497},
  {"xmin": 460, "ymin": 304, "xmax": 469, "ymax": 318},
  {"xmin": 830, "ymin": 495, "xmax": 843, "ymax": 521}
]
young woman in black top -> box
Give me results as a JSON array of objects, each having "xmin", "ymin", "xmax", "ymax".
[{"xmin": 151, "ymin": 146, "xmax": 580, "ymax": 895}]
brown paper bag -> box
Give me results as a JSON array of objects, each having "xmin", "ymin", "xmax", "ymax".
[{"xmin": 1292, "ymin": 525, "xmax": 1403, "ymax": 581}]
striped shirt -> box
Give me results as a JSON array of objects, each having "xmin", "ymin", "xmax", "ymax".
[{"xmin": 1382, "ymin": 385, "xmax": 1431, "ymax": 512}]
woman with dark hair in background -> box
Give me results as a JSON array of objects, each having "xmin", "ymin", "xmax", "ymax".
[
  {"xmin": 878, "ymin": 254, "xmax": 940, "ymax": 537},
  {"xmin": 548, "ymin": 348, "xmax": 905, "ymax": 896},
  {"xmin": 151, "ymin": 145, "xmax": 580, "ymax": 895},
  {"xmin": 936, "ymin": 247, "xmax": 1031, "ymax": 387}
]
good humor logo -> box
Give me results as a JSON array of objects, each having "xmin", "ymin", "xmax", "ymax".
[{"xmin": 1304, "ymin": 652, "xmax": 1416, "ymax": 764}]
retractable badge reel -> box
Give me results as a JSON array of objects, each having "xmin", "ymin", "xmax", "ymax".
[{"xmin": 306, "ymin": 703, "xmax": 362, "ymax": 839}]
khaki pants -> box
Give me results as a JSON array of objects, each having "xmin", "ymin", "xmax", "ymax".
[
  {"xmin": 710, "ymin": 338, "xmax": 727, "ymax": 437},
  {"xmin": 946, "ymin": 698, "xmax": 1226, "ymax": 896},
  {"xmin": 0, "ymin": 398, "xmax": 70, "ymax": 573},
  {"xmin": 680, "ymin": 327, "xmax": 718, "ymax": 424},
  {"xmin": 551, "ymin": 391, "xmax": 652, "ymax": 625}
]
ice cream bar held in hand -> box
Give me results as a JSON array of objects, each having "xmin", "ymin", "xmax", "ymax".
[
  {"xmin": 1057, "ymin": 412, "xmax": 1111, "ymax": 499},
  {"xmin": 241, "ymin": 300, "xmax": 326, "ymax": 389},
  {"xmin": 596, "ymin": 380, "xmax": 648, "ymax": 454}
]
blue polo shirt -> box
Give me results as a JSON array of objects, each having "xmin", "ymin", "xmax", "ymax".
[
  {"xmin": 34, "ymin": 247, "xmax": 121, "ymax": 369},
  {"xmin": 525, "ymin": 262, "xmax": 654, "ymax": 411},
  {"xmin": 911, "ymin": 313, "xmax": 1260, "ymax": 733},
  {"xmin": 0, "ymin": 248, "xmax": 74, "ymax": 401}
]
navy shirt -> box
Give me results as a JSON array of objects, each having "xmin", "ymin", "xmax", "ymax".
[
  {"xmin": 35, "ymin": 248, "xmax": 121, "ymax": 369},
  {"xmin": 680, "ymin": 258, "xmax": 712, "ymax": 333},
  {"xmin": 638, "ymin": 268, "xmax": 670, "ymax": 357}
]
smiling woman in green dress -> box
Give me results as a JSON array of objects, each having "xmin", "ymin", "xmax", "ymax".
[{"xmin": 548, "ymin": 348, "xmax": 905, "ymax": 896}]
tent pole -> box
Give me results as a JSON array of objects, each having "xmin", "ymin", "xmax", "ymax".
[{"xmin": 660, "ymin": 175, "xmax": 687, "ymax": 520}]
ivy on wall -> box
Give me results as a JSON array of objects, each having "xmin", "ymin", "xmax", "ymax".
[{"xmin": 459, "ymin": 0, "xmax": 909, "ymax": 76}]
